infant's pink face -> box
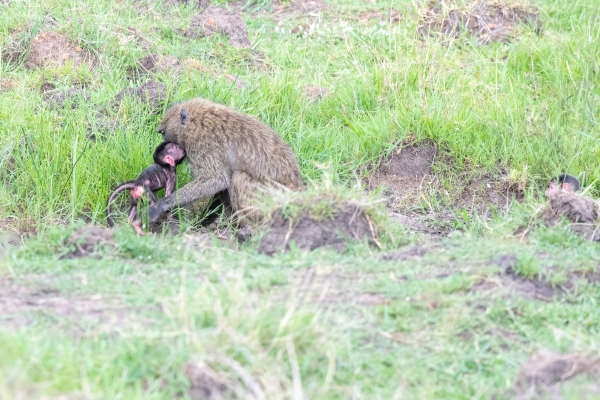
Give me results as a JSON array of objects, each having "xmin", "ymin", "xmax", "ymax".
[{"xmin": 131, "ymin": 186, "xmax": 145, "ymax": 200}]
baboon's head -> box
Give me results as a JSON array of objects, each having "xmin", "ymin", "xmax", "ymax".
[
  {"xmin": 157, "ymin": 102, "xmax": 190, "ymax": 145},
  {"xmin": 546, "ymin": 174, "xmax": 580, "ymax": 197}
]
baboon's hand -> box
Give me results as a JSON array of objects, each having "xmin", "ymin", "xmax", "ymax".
[{"xmin": 148, "ymin": 204, "xmax": 163, "ymax": 222}]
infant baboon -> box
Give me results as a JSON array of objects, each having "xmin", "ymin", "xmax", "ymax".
[
  {"xmin": 145, "ymin": 98, "xmax": 303, "ymax": 224},
  {"xmin": 107, "ymin": 142, "xmax": 185, "ymax": 234},
  {"xmin": 546, "ymin": 174, "xmax": 580, "ymax": 196}
]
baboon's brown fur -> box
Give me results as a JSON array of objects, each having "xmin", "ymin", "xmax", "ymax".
[{"xmin": 147, "ymin": 98, "xmax": 303, "ymax": 222}]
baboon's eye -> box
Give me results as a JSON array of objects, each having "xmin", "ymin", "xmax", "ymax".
[{"xmin": 158, "ymin": 128, "xmax": 166, "ymax": 135}]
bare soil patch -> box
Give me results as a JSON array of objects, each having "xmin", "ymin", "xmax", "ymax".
[
  {"xmin": 0, "ymin": 276, "xmax": 144, "ymax": 333},
  {"xmin": 183, "ymin": 7, "xmax": 251, "ymax": 48},
  {"xmin": 541, "ymin": 191, "xmax": 600, "ymax": 242},
  {"xmin": 185, "ymin": 361, "xmax": 239, "ymax": 400},
  {"xmin": 24, "ymin": 31, "xmax": 95, "ymax": 70},
  {"xmin": 472, "ymin": 254, "xmax": 600, "ymax": 302},
  {"xmin": 369, "ymin": 141, "xmax": 521, "ymax": 235},
  {"xmin": 418, "ymin": 0, "xmax": 541, "ymax": 44},
  {"xmin": 258, "ymin": 202, "xmax": 377, "ymax": 255},
  {"xmin": 111, "ymin": 80, "xmax": 168, "ymax": 113},
  {"xmin": 511, "ymin": 349, "xmax": 600, "ymax": 399},
  {"xmin": 64, "ymin": 226, "xmax": 116, "ymax": 259}
]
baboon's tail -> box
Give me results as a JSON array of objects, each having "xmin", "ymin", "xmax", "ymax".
[{"xmin": 106, "ymin": 181, "xmax": 137, "ymax": 227}]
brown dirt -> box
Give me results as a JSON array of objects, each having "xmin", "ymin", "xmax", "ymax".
[
  {"xmin": 369, "ymin": 141, "xmax": 522, "ymax": 236},
  {"xmin": 184, "ymin": 361, "xmax": 238, "ymax": 400},
  {"xmin": 511, "ymin": 349, "xmax": 600, "ymax": 399},
  {"xmin": 111, "ymin": 80, "xmax": 168, "ymax": 113},
  {"xmin": 183, "ymin": 7, "xmax": 251, "ymax": 48},
  {"xmin": 64, "ymin": 226, "xmax": 116, "ymax": 259},
  {"xmin": 41, "ymin": 86, "xmax": 90, "ymax": 110},
  {"xmin": 258, "ymin": 202, "xmax": 377, "ymax": 255},
  {"xmin": 304, "ymin": 85, "xmax": 332, "ymax": 101},
  {"xmin": 472, "ymin": 254, "xmax": 600, "ymax": 302},
  {"xmin": 540, "ymin": 191, "xmax": 600, "ymax": 242},
  {"xmin": 419, "ymin": 0, "xmax": 542, "ymax": 45},
  {"xmin": 24, "ymin": 31, "xmax": 95, "ymax": 70},
  {"xmin": 544, "ymin": 191, "xmax": 599, "ymax": 224},
  {"xmin": 0, "ymin": 78, "xmax": 17, "ymax": 93},
  {"xmin": 0, "ymin": 275, "xmax": 147, "ymax": 332}
]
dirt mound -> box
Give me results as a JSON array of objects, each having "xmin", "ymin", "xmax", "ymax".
[
  {"xmin": 64, "ymin": 226, "xmax": 115, "ymax": 258},
  {"xmin": 24, "ymin": 31, "xmax": 95, "ymax": 69},
  {"xmin": 511, "ymin": 349, "xmax": 600, "ymax": 398},
  {"xmin": 258, "ymin": 202, "xmax": 377, "ymax": 255},
  {"xmin": 134, "ymin": 54, "xmax": 181, "ymax": 77},
  {"xmin": 543, "ymin": 191, "xmax": 599, "ymax": 225},
  {"xmin": 418, "ymin": 0, "xmax": 541, "ymax": 44},
  {"xmin": 184, "ymin": 7, "xmax": 251, "ymax": 48},
  {"xmin": 112, "ymin": 80, "xmax": 168, "ymax": 113},
  {"xmin": 541, "ymin": 191, "xmax": 600, "ymax": 242},
  {"xmin": 304, "ymin": 85, "xmax": 331, "ymax": 101},
  {"xmin": 184, "ymin": 361, "xmax": 238, "ymax": 400},
  {"xmin": 42, "ymin": 86, "xmax": 90, "ymax": 110},
  {"xmin": 370, "ymin": 141, "xmax": 522, "ymax": 235}
]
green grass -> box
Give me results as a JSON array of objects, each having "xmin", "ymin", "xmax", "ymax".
[{"xmin": 1, "ymin": 0, "xmax": 600, "ymax": 398}]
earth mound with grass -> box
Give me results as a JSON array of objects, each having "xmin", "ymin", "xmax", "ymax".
[
  {"xmin": 419, "ymin": 0, "xmax": 541, "ymax": 44},
  {"xmin": 112, "ymin": 80, "xmax": 168, "ymax": 113},
  {"xmin": 25, "ymin": 31, "xmax": 95, "ymax": 69},
  {"xmin": 184, "ymin": 7, "xmax": 251, "ymax": 48},
  {"xmin": 64, "ymin": 226, "xmax": 115, "ymax": 258},
  {"xmin": 541, "ymin": 191, "xmax": 600, "ymax": 242},
  {"xmin": 258, "ymin": 201, "xmax": 377, "ymax": 255}
]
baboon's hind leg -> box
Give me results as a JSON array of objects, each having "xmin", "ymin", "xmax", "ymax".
[{"xmin": 229, "ymin": 171, "xmax": 265, "ymax": 223}]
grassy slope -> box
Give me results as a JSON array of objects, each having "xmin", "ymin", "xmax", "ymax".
[{"xmin": 0, "ymin": 0, "xmax": 600, "ymax": 398}]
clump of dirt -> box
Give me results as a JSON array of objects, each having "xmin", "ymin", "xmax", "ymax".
[
  {"xmin": 304, "ymin": 85, "xmax": 331, "ymax": 102},
  {"xmin": 0, "ymin": 78, "xmax": 17, "ymax": 93},
  {"xmin": 184, "ymin": 361, "xmax": 238, "ymax": 400},
  {"xmin": 41, "ymin": 86, "xmax": 90, "ymax": 110},
  {"xmin": 512, "ymin": 349, "xmax": 600, "ymax": 398},
  {"xmin": 418, "ymin": 0, "xmax": 542, "ymax": 44},
  {"xmin": 543, "ymin": 191, "xmax": 599, "ymax": 225},
  {"xmin": 112, "ymin": 80, "xmax": 168, "ymax": 113},
  {"xmin": 183, "ymin": 6, "xmax": 251, "ymax": 48},
  {"xmin": 540, "ymin": 191, "xmax": 600, "ymax": 242},
  {"xmin": 130, "ymin": 54, "xmax": 181, "ymax": 78},
  {"xmin": 24, "ymin": 31, "xmax": 95, "ymax": 69},
  {"xmin": 258, "ymin": 202, "xmax": 377, "ymax": 255},
  {"xmin": 64, "ymin": 226, "xmax": 116, "ymax": 258}
]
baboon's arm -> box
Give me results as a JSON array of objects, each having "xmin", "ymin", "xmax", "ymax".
[{"xmin": 148, "ymin": 176, "xmax": 230, "ymax": 222}]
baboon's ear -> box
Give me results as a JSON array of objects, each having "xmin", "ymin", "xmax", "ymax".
[{"xmin": 180, "ymin": 109, "xmax": 189, "ymax": 125}]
